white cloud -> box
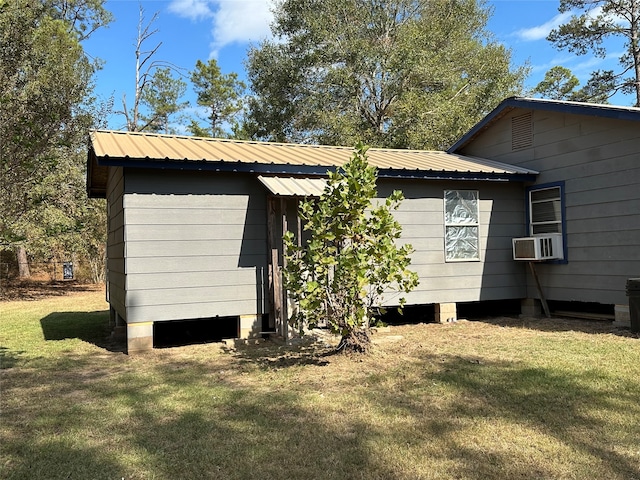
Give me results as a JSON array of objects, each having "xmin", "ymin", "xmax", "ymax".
[
  {"xmin": 169, "ymin": 0, "xmax": 275, "ymax": 57},
  {"xmin": 529, "ymin": 54, "xmax": 575, "ymax": 74},
  {"xmin": 167, "ymin": 0, "xmax": 215, "ymax": 21},
  {"xmin": 516, "ymin": 5, "xmax": 612, "ymax": 42},
  {"xmin": 515, "ymin": 11, "xmax": 573, "ymax": 41},
  {"xmin": 210, "ymin": 0, "xmax": 275, "ymax": 56}
]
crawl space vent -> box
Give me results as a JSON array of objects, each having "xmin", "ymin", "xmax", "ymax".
[{"xmin": 511, "ymin": 113, "xmax": 533, "ymax": 150}]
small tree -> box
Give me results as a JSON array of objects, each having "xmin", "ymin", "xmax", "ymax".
[
  {"xmin": 532, "ymin": 66, "xmax": 580, "ymax": 100},
  {"xmin": 188, "ymin": 59, "xmax": 246, "ymax": 138},
  {"xmin": 140, "ymin": 67, "xmax": 187, "ymax": 134},
  {"xmin": 533, "ymin": 65, "xmax": 613, "ymax": 103},
  {"xmin": 283, "ymin": 144, "xmax": 419, "ymax": 353}
]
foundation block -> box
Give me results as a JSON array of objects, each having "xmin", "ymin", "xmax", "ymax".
[
  {"xmin": 127, "ymin": 321, "xmax": 154, "ymax": 353},
  {"xmin": 613, "ymin": 304, "xmax": 630, "ymax": 328},
  {"xmin": 521, "ymin": 298, "xmax": 542, "ymax": 318},
  {"xmin": 435, "ymin": 303, "xmax": 457, "ymax": 323},
  {"xmin": 239, "ymin": 314, "xmax": 261, "ymax": 339}
]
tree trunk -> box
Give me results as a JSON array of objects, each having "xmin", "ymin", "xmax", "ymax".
[
  {"xmin": 17, "ymin": 246, "xmax": 30, "ymax": 279},
  {"xmin": 337, "ymin": 328, "xmax": 372, "ymax": 354}
]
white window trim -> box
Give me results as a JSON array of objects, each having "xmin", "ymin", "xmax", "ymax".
[
  {"xmin": 526, "ymin": 182, "xmax": 568, "ymax": 263},
  {"xmin": 529, "ymin": 185, "xmax": 563, "ymax": 236},
  {"xmin": 444, "ymin": 189, "xmax": 481, "ymax": 262}
]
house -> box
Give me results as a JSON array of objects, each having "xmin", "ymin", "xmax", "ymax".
[
  {"xmin": 87, "ymin": 97, "xmax": 640, "ymax": 352},
  {"xmin": 449, "ymin": 97, "xmax": 640, "ymax": 321}
]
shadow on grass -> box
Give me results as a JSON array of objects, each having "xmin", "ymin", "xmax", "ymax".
[
  {"xmin": 0, "ymin": 346, "xmax": 25, "ymax": 369},
  {"xmin": 2, "ymin": 439, "xmax": 126, "ymax": 480},
  {"xmin": 2, "ymin": 354, "xmax": 396, "ymax": 480},
  {"xmin": 40, "ymin": 310, "xmax": 125, "ymax": 353},
  {"xmin": 365, "ymin": 353, "xmax": 640, "ymax": 479},
  {"xmin": 3, "ymin": 340, "xmax": 639, "ymax": 479}
]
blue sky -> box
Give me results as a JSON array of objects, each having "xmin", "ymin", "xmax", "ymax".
[{"xmin": 82, "ymin": 0, "xmax": 630, "ymax": 131}]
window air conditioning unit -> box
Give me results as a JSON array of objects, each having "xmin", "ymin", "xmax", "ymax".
[{"xmin": 512, "ymin": 234, "xmax": 563, "ymax": 261}]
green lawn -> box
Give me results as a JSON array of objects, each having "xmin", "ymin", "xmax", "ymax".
[{"xmin": 1, "ymin": 288, "xmax": 639, "ymax": 480}]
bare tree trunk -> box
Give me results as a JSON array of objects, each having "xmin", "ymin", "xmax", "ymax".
[
  {"xmin": 17, "ymin": 246, "xmax": 30, "ymax": 279},
  {"xmin": 119, "ymin": 6, "xmax": 161, "ymax": 132}
]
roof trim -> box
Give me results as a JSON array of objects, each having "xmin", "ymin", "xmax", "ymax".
[
  {"xmin": 86, "ymin": 129, "xmax": 540, "ymax": 198},
  {"xmin": 95, "ymin": 155, "xmax": 538, "ymax": 182},
  {"xmin": 448, "ymin": 96, "xmax": 640, "ymax": 153}
]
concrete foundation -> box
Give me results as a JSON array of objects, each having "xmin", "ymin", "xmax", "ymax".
[
  {"xmin": 239, "ymin": 314, "xmax": 262, "ymax": 339},
  {"xmin": 521, "ymin": 298, "xmax": 542, "ymax": 317},
  {"xmin": 613, "ymin": 304, "xmax": 630, "ymax": 328},
  {"xmin": 435, "ymin": 303, "xmax": 457, "ymax": 323},
  {"xmin": 127, "ymin": 321, "xmax": 154, "ymax": 353}
]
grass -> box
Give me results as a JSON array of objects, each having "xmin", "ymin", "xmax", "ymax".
[{"xmin": 1, "ymin": 287, "xmax": 639, "ymax": 480}]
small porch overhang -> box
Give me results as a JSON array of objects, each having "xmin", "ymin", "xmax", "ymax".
[{"xmin": 258, "ymin": 175, "xmax": 327, "ymax": 197}]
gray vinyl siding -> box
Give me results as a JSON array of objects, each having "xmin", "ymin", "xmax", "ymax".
[
  {"xmin": 122, "ymin": 170, "xmax": 268, "ymax": 323},
  {"xmin": 106, "ymin": 166, "xmax": 126, "ymax": 320},
  {"xmin": 458, "ymin": 109, "xmax": 640, "ymax": 305},
  {"xmin": 376, "ymin": 179, "xmax": 527, "ymax": 306}
]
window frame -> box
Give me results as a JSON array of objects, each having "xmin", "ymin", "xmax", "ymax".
[
  {"xmin": 443, "ymin": 189, "xmax": 481, "ymax": 262},
  {"xmin": 526, "ymin": 181, "xmax": 568, "ymax": 263}
]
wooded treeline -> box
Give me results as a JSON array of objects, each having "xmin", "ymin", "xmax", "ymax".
[
  {"xmin": 1, "ymin": 0, "xmax": 637, "ymax": 282},
  {"xmin": 1, "ymin": 0, "xmax": 111, "ymax": 282}
]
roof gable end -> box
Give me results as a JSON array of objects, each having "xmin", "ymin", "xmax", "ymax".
[{"xmin": 448, "ymin": 97, "xmax": 640, "ymax": 153}]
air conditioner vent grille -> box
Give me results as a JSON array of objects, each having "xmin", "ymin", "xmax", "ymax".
[
  {"xmin": 514, "ymin": 238, "xmax": 536, "ymax": 259},
  {"xmin": 512, "ymin": 234, "xmax": 563, "ymax": 261}
]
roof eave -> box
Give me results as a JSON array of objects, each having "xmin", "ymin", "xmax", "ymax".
[
  {"xmin": 86, "ymin": 148, "xmax": 108, "ymax": 198},
  {"xmin": 95, "ymin": 155, "xmax": 537, "ymax": 182}
]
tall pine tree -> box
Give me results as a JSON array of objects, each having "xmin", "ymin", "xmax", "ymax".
[
  {"xmin": 188, "ymin": 59, "xmax": 246, "ymax": 138},
  {"xmin": 547, "ymin": 0, "xmax": 640, "ymax": 106}
]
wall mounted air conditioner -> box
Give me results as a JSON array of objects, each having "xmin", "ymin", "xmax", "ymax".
[{"xmin": 512, "ymin": 234, "xmax": 563, "ymax": 261}]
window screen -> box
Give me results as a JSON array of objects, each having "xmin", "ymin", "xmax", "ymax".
[
  {"xmin": 530, "ymin": 186, "xmax": 562, "ymax": 235},
  {"xmin": 444, "ymin": 190, "xmax": 479, "ymax": 261}
]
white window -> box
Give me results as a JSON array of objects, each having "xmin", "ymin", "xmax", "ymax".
[
  {"xmin": 444, "ymin": 190, "xmax": 480, "ymax": 261},
  {"xmin": 529, "ymin": 186, "xmax": 563, "ymax": 235}
]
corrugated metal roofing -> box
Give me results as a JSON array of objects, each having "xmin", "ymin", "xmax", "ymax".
[
  {"xmin": 258, "ymin": 176, "xmax": 327, "ymax": 197},
  {"xmin": 89, "ymin": 130, "xmax": 537, "ymax": 176}
]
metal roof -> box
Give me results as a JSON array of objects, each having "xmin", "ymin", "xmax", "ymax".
[
  {"xmin": 90, "ymin": 129, "xmax": 537, "ymax": 173},
  {"xmin": 448, "ymin": 96, "xmax": 640, "ymax": 153},
  {"xmin": 87, "ymin": 130, "xmax": 539, "ymax": 197},
  {"xmin": 258, "ymin": 176, "xmax": 327, "ymax": 197}
]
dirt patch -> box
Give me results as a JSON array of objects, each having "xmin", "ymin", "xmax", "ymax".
[{"xmin": 0, "ymin": 280, "xmax": 103, "ymax": 302}]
